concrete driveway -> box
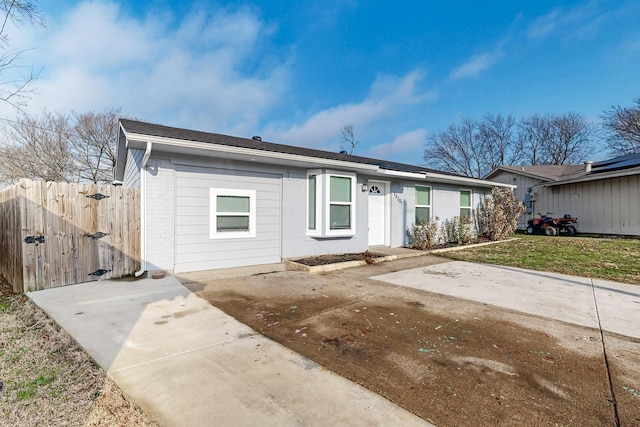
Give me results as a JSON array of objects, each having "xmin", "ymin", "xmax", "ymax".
[
  {"xmin": 28, "ymin": 275, "xmax": 430, "ymax": 427},
  {"xmin": 373, "ymin": 261, "xmax": 640, "ymax": 340},
  {"xmin": 28, "ymin": 257, "xmax": 640, "ymax": 426}
]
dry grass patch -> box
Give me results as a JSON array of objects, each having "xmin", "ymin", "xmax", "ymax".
[{"xmin": 0, "ymin": 278, "xmax": 157, "ymax": 427}]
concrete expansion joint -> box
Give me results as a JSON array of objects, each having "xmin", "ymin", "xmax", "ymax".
[
  {"xmin": 108, "ymin": 334, "xmax": 260, "ymax": 374},
  {"xmin": 590, "ymin": 277, "xmax": 620, "ymax": 427}
]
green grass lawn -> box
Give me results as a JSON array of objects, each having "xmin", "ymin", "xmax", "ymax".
[{"xmin": 440, "ymin": 235, "xmax": 640, "ymax": 285}]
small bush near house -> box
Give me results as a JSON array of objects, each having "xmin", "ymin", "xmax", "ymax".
[
  {"xmin": 475, "ymin": 187, "xmax": 525, "ymax": 241},
  {"xmin": 407, "ymin": 218, "xmax": 440, "ymax": 250},
  {"xmin": 440, "ymin": 215, "xmax": 476, "ymax": 244}
]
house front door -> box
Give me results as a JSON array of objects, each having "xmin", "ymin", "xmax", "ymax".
[{"xmin": 367, "ymin": 181, "xmax": 386, "ymax": 246}]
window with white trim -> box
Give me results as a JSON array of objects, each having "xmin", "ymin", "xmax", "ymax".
[
  {"xmin": 459, "ymin": 189, "xmax": 472, "ymax": 218},
  {"xmin": 210, "ymin": 189, "xmax": 256, "ymax": 239},
  {"xmin": 306, "ymin": 170, "xmax": 356, "ymax": 237},
  {"xmin": 329, "ymin": 175, "xmax": 352, "ymax": 230},
  {"xmin": 307, "ymin": 174, "xmax": 317, "ymax": 231},
  {"xmin": 415, "ymin": 186, "xmax": 431, "ymax": 224}
]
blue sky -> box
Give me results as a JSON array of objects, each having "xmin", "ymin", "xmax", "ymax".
[{"xmin": 2, "ymin": 0, "xmax": 640, "ymax": 164}]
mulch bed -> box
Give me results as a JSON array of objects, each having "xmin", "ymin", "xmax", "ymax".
[{"xmin": 292, "ymin": 252, "xmax": 385, "ymax": 266}]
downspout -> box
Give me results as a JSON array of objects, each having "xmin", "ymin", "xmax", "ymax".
[{"xmin": 135, "ymin": 142, "xmax": 153, "ymax": 277}]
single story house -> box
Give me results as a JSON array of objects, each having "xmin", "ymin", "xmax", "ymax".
[
  {"xmin": 114, "ymin": 119, "xmax": 512, "ymax": 274},
  {"xmin": 485, "ymin": 153, "xmax": 640, "ymax": 235}
]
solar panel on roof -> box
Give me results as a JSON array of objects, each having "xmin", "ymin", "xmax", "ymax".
[{"xmin": 591, "ymin": 155, "xmax": 640, "ymax": 173}]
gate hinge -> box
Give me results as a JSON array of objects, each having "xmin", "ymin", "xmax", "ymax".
[
  {"xmin": 86, "ymin": 193, "xmax": 109, "ymax": 201},
  {"xmin": 89, "ymin": 269, "xmax": 111, "ymax": 277},
  {"xmin": 85, "ymin": 231, "xmax": 109, "ymax": 240},
  {"xmin": 25, "ymin": 235, "xmax": 45, "ymax": 244}
]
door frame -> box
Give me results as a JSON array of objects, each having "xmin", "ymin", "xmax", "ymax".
[{"xmin": 367, "ymin": 180, "xmax": 391, "ymax": 246}]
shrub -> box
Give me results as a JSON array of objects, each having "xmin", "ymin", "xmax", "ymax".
[
  {"xmin": 406, "ymin": 218, "xmax": 440, "ymax": 250},
  {"xmin": 476, "ymin": 187, "xmax": 526, "ymax": 241},
  {"xmin": 441, "ymin": 215, "xmax": 476, "ymax": 244}
]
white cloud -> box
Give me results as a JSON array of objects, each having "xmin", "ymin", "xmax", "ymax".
[
  {"xmin": 366, "ymin": 129, "xmax": 427, "ymax": 160},
  {"xmin": 527, "ymin": 9, "xmax": 561, "ymax": 39},
  {"xmin": 0, "ymin": 1, "xmax": 289, "ymax": 134},
  {"xmin": 265, "ymin": 70, "xmax": 435, "ymax": 150},
  {"xmin": 448, "ymin": 51, "xmax": 503, "ymax": 80},
  {"xmin": 527, "ymin": 1, "xmax": 604, "ymax": 41}
]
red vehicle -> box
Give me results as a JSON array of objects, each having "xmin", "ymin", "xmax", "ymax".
[{"xmin": 526, "ymin": 213, "xmax": 578, "ymax": 236}]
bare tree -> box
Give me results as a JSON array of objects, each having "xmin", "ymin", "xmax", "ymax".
[
  {"xmin": 518, "ymin": 113, "xmax": 594, "ymax": 165},
  {"xmin": 1, "ymin": 111, "xmax": 75, "ymax": 183},
  {"xmin": 424, "ymin": 112, "xmax": 596, "ymax": 177},
  {"xmin": 478, "ymin": 113, "xmax": 519, "ymax": 170},
  {"xmin": 424, "ymin": 118, "xmax": 487, "ymax": 178},
  {"xmin": 0, "ymin": 107, "xmax": 121, "ymax": 184},
  {"xmin": 517, "ymin": 115, "xmax": 553, "ymax": 165},
  {"xmin": 0, "ymin": 0, "xmax": 44, "ymax": 109},
  {"xmin": 71, "ymin": 107, "xmax": 120, "ymax": 183},
  {"xmin": 601, "ymin": 97, "xmax": 640, "ymax": 155},
  {"xmin": 547, "ymin": 113, "xmax": 594, "ymax": 164},
  {"xmin": 340, "ymin": 124, "xmax": 359, "ymax": 155}
]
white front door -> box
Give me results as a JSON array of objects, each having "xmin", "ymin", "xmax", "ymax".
[{"xmin": 368, "ymin": 181, "xmax": 386, "ymax": 246}]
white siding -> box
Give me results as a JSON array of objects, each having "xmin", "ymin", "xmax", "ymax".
[
  {"xmin": 174, "ymin": 165, "xmax": 282, "ymax": 272},
  {"xmin": 123, "ymin": 149, "xmax": 144, "ymax": 187}
]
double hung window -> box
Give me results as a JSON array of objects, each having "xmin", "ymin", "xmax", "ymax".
[
  {"xmin": 415, "ymin": 186, "xmax": 431, "ymax": 224},
  {"xmin": 459, "ymin": 190, "xmax": 472, "ymax": 218}
]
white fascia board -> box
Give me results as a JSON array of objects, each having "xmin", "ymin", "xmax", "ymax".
[
  {"xmin": 379, "ymin": 169, "xmax": 515, "ymax": 188},
  {"xmin": 378, "ymin": 169, "xmax": 426, "ymax": 179},
  {"xmin": 123, "ymin": 132, "xmax": 380, "ymax": 172}
]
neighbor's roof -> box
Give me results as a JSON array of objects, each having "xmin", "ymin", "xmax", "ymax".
[
  {"xmin": 484, "ymin": 164, "xmax": 586, "ymax": 182},
  {"xmin": 484, "ymin": 153, "xmax": 640, "ymax": 186},
  {"xmin": 119, "ymin": 119, "xmax": 449, "ymax": 176}
]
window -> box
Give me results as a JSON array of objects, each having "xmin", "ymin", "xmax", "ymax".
[
  {"xmin": 329, "ymin": 176, "xmax": 352, "ymax": 230},
  {"xmin": 460, "ymin": 189, "xmax": 472, "ymax": 218},
  {"xmin": 210, "ymin": 189, "xmax": 256, "ymax": 239},
  {"xmin": 306, "ymin": 170, "xmax": 356, "ymax": 237},
  {"xmin": 308, "ymin": 175, "xmax": 317, "ymax": 231},
  {"xmin": 415, "ymin": 186, "xmax": 431, "ymax": 224}
]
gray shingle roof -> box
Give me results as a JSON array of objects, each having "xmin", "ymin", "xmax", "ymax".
[
  {"xmin": 494, "ymin": 164, "xmax": 586, "ymax": 181},
  {"xmin": 120, "ymin": 119, "xmax": 451, "ymax": 176}
]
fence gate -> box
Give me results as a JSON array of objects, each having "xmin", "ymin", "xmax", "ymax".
[{"xmin": 0, "ymin": 179, "xmax": 140, "ymax": 293}]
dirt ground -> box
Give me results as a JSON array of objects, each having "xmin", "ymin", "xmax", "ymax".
[
  {"xmin": 0, "ymin": 277, "xmax": 157, "ymax": 427},
  {"xmin": 182, "ymin": 256, "xmax": 640, "ymax": 427}
]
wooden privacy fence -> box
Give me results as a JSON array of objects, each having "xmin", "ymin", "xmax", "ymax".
[{"xmin": 0, "ymin": 179, "xmax": 140, "ymax": 293}]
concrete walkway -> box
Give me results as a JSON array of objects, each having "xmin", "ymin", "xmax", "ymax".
[
  {"xmin": 373, "ymin": 261, "xmax": 640, "ymax": 340},
  {"xmin": 28, "ymin": 276, "xmax": 431, "ymax": 427}
]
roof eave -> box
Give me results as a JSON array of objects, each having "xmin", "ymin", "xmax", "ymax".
[
  {"xmin": 123, "ymin": 131, "xmax": 381, "ymax": 172},
  {"xmin": 382, "ymin": 169, "xmax": 515, "ymax": 188},
  {"xmin": 540, "ymin": 167, "xmax": 640, "ymax": 187},
  {"xmin": 485, "ymin": 166, "xmax": 556, "ymax": 182}
]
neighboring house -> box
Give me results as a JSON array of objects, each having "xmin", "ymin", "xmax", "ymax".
[
  {"xmin": 114, "ymin": 119, "xmax": 513, "ymax": 274},
  {"xmin": 485, "ymin": 153, "xmax": 640, "ymax": 235}
]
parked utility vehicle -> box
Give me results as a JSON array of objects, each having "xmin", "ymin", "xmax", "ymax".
[{"xmin": 526, "ymin": 213, "xmax": 578, "ymax": 236}]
